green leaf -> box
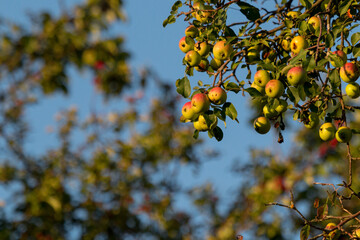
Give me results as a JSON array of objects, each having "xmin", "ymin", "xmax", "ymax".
[
  {"xmin": 329, "ymin": 53, "xmax": 346, "ymax": 68},
  {"xmin": 300, "ymin": 224, "xmax": 310, "ymax": 240},
  {"xmin": 325, "ymin": 32, "xmax": 334, "ymax": 48},
  {"xmin": 306, "ymin": 55, "xmax": 316, "ymax": 71},
  {"xmin": 171, "ymin": 1, "xmax": 182, "ymax": 12},
  {"xmin": 193, "ymin": 130, "xmax": 199, "ymax": 139},
  {"xmin": 354, "ymin": 46, "xmax": 360, "ymax": 58},
  {"xmin": 236, "ymin": 1, "xmax": 260, "ymax": 21},
  {"xmin": 176, "ymin": 77, "xmax": 191, "ymax": 98},
  {"xmin": 339, "ymin": 0, "xmax": 354, "ymax": 16},
  {"xmin": 299, "ymin": 0, "xmax": 311, "ymax": 9},
  {"xmin": 224, "ymin": 82, "xmax": 241, "ymax": 93},
  {"xmin": 244, "ymin": 87, "xmax": 262, "ymax": 97},
  {"xmin": 213, "ymin": 126, "xmax": 223, "ymax": 141},
  {"xmin": 288, "ymin": 87, "xmax": 300, "ymax": 104},
  {"xmin": 298, "ymin": 85, "xmax": 306, "ymax": 101},
  {"xmin": 223, "ymin": 102, "xmax": 238, "ymax": 120},
  {"xmin": 289, "ymin": 49, "xmax": 308, "ymax": 65},
  {"xmin": 329, "ymin": 69, "xmax": 340, "ymax": 88}
]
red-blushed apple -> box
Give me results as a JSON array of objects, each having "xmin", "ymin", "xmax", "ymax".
[
  {"xmin": 287, "ymin": 66, "xmax": 307, "ymax": 86},
  {"xmin": 319, "ymin": 122, "xmax": 336, "ymax": 141},
  {"xmin": 330, "ymin": 50, "xmax": 347, "ymax": 67},
  {"xmin": 308, "ymin": 16, "xmax": 321, "ymax": 32},
  {"xmin": 287, "ymin": 11, "xmax": 300, "ymax": 19},
  {"xmin": 194, "ymin": 58, "xmax": 209, "ymax": 72},
  {"xmin": 194, "ymin": 41, "xmax": 210, "ymax": 56},
  {"xmin": 191, "ymin": 93, "xmax": 210, "ymax": 113},
  {"xmin": 263, "ymin": 104, "xmax": 278, "ymax": 118},
  {"xmin": 335, "ymin": 126, "xmax": 352, "ymax": 143},
  {"xmin": 210, "ymin": 58, "xmax": 223, "ymax": 70},
  {"xmin": 265, "ymin": 80, "xmax": 285, "ymax": 98},
  {"xmin": 340, "ymin": 62, "xmax": 359, "ymax": 83},
  {"xmin": 208, "ymin": 86, "xmax": 227, "ymax": 105},
  {"xmin": 275, "ymin": 99, "xmax": 288, "ymax": 114},
  {"xmin": 179, "ymin": 36, "xmax": 195, "ymax": 53},
  {"xmin": 251, "ymin": 82, "xmax": 265, "ymax": 95},
  {"xmin": 254, "ymin": 116, "xmax": 271, "ymax": 134},
  {"xmin": 290, "ymin": 36, "xmax": 308, "ymax": 55},
  {"xmin": 185, "ymin": 25, "xmax": 199, "ymax": 38},
  {"xmin": 345, "ymin": 82, "xmax": 360, "ymax": 99},
  {"xmin": 254, "ymin": 69, "xmax": 270, "ymax": 87},
  {"xmin": 213, "ymin": 41, "xmax": 233, "ymax": 61},
  {"xmin": 185, "ymin": 50, "xmax": 201, "ymax": 67},
  {"xmin": 304, "ymin": 112, "xmax": 319, "ymax": 129},
  {"xmin": 181, "ymin": 102, "xmax": 196, "ymax": 120}
]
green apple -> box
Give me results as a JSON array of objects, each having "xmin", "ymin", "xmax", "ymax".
[
  {"xmin": 191, "ymin": 93, "xmax": 210, "ymax": 113},
  {"xmin": 304, "ymin": 112, "xmax": 319, "ymax": 129},
  {"xmin": 336, "ymin": 126, "xmax": 352, "ymax": 143},
  {"xmin": 185, "ymin": 50, "xmax": 201, "ymax": 67},
  {"xmin": 185, "ymin": 25, "xmax": 199, "ymax": 38},
  {"xmin": 345, "ymin": 82, "xmax": 360, "ymax": 99},
  {"xmin": 179, "ymin": 36, "xmax": 195, "ymax": 53},
  {"xmin": 290, "ymin": 36, "xmax": 309, "ymax": 55},
  {"xmin": 287, "ymin": 66, "xmax": 307, "ymax": 86},
  {"xmin": 208, "ymin": 86, "xmax": 227, "ymax": 105},
  {"xmin": 194, "ymin": 58, "xmax": 209, "ymax": 72},
  {"xmin": 287, "ymin": 11, "xmax": 300, "ymax": 19},
  {"xmin": 193, "ymin": 114, "xmax": 217, "ymax": 131},
  {"xmin": 340, "ymin": 62, "xmax": 359, "ymax": 83},
  {"xmin": 254, "ymin": 69, "xmax": 270, "ymax": 88},
  {"xmin": 182, "ymin": 102, "xmax": 196, "ymax": 120},
  {"xmin": 319, "ymin": 122, "xmax": 336, "ymax": 141},
  {"xmin": 263, "ymin": 104, "xmax": 278, "ymax": 118},
  {"xmin": 213, "ymin": 41, "xmax": 233, "ymax": 61},
  {"xmin": 194, "ymin": 41, "xmax": 211, "ymax": 56},
  {"xmin": 210, "ymin": 58, "xmax": 223, "ymax": 70},
  {"xmin": 308, "ymin": 16, "xmax": 321, "ymax": 32},
  {"xmin": 251, "ymin": 82, "xmax": 265, "ymax": 95},
  {"xmin": 330, "ymin": 50, "xmax": 347, "ymax": 67},
  {"xmin": 265, "ymin": 80, "xmax": 285, "ymax": 98},
  {"xmin": 275, "ymin": 99, "xmax": 288, "ymax": 113},
  {"xmin": 254, "ymin": 116, "xmax": 271, "ymax": 134}
]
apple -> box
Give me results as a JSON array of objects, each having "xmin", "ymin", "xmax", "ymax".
[
  {"xmin": 304, "ymin": 112, "xmax": 319, "ymax": 129},
  {"xmin": 185, "ymin": 50, "xmax": 201, "ymax": 67},
  {"xmin": 182, "ymin": 102, "xmax": 196, "ymax": 120},
  {"xmin": 265, "ymin": 80, "xmax": 285, "ymax": 98},
  {"xmin": 210, "ymin": 58, "xmax": 224, "ymax": 70},
  {"xmin": 208, "ymin": 86, "xmax": 227, "ymax": 105},
  {"xmin": 185, "ymin": 25, "xmax": 199, "ymax": 38},
  {"xmin": 287, "ymin": 11, "xmax": 300, "ymax": 19},
  {"xmin": 191, "ymin": 93, "xmax": 210, "ymax": 113},
  {"xmin": 290, "ymin": 36, "xmax": 308, "ymax": 55},
  {"xmin": 179, "ymin": 36, "xmax": 195, "ymax": 53},
  {"xmin": 193, "ymin": 114, "xmax": 217, "ymax": 131},
  {"xmin": 194, "ymin": 41, "xmax": 211, "ymax": 56},
  {"xmin": 325, "ymin": 223, "xmax": 338, "ymax": 239},
  {"xmin": 195, "ymin": 5, "xmax": 213, "ymax": 23},
  {"xmin": 275, "ymin": 99, "xmax": 288, "ymax": 113},
  {"xmin": 353, "ymin": 228, "xmax": 360, "ymax": 238},
  {"xmin": 287, "ymin": 66, "xmax": 307, "ymax": 86},
  {"xmin": 254, "ymin": 69, "xmax": 270, "ymax": 87},
  {"xmin": 254, "ymin": 116, "xmax": 271, "ymax": 134},
  {"xmin": 319, "ymin": 122, "xmax": 336, "ymax": 141},
  {"xmin": 251, "ymin": 82, "xmax": 265, "ymax": 95},
  {"xmin": 281, "ymin": 38, "xmax": 291, "ymax": 51},
  {"xmin": 263, "ymin": 104, "xmax": 278, "ymax": 118},
  {"xmin": 247, "ymin": 46, "xmax": 260, "ymax": 63},
  {"xmin": 213, "ymin": 41, "xmax": 233, "ymax": 61},
  {"xmin": 340, "ymin": 62, "xmax": 359, "ymax": 83},
  {"xmin": 346, "ymin": 83, "xmax": 360, "ymax": 99},
  {"xmin": 330, "ymin": 50, "xmax": 347, "ymax": 67},
  {"xmin": 308, "ymin": 16, "xmax": 321, "ymax": 32},
  {"xmin": 194, "ymin": 58, "xmax": 209, "ymax": 72},
  {"xmin": 336, "ymin": 126, "xmax": 352, "ymax": 143}
]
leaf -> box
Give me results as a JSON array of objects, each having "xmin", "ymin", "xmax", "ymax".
[
  {"xmin": 351, "ymin": 32, "xmax": 360, "ymax": 46},
  {"xmin": 193, "ymin": 130, "xmax": 199, "ymax": 139},
  {"xmin": 171, "ymin": 1, "xmax": 182, "ymax": 12},
  {"xmin": 353, "ymin": 46, "xmax": 360, "ymax": 58},
  {"xmin": 325, "ymin": 32, "xmax": 334, "ymax": 48},
  {"xmin": 329, "ymin": 69, "xmax": 340, "ymax": 88},
  {"xmin": 236, "ymin": 1, "xmax": 260, "ymax": 21},
  {"xmin": 299, "ymin": 0, "xmax": 311, "ymax": 9},
  {"xmin": 176, "ymin": 77, "xmax": 191, "ymax": 98},
  {"xmin": 306, "ymin": 55, "xmax": 316, "ymax": 71},
  {"xmin": 300, "ymin": 225, "xmax": 310, "ymax": 240},
  {"xmin": 289, "ymin": 49, "xmax": 308, "ymax": 65},
  {"xmin": 244, "ymin": 87, "xmax": 262, "ymax": 97},
  {"xmin": 298, "ymin": 85, "xmax": 306, "ymax": 101},
  {"xmin": 213, "ymin": 126, "xmax": 223, "ymax": 141},
  {"xmin": 224, "ymin": 82, "xmax": 241, "ymax": 93},
  {"xmin": 223, "ymin": 102, "xmax": 238, "ymax": 120},
  {"xmin": 329, "ymin": 53, "xmax": 346, "ymax": 67},
  {"xmin": 339, "ymin": 0, "xmax": 354, "ymax": 16},
  {"xmin": 288, "ymin": 87, "xmax": 300, "ymax": 104}
]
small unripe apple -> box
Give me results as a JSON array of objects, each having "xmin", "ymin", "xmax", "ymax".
[
  {"xmin": 330, "ymin": 50, "xmax": 347, "ymax": 67},
  {"xmin": 208, "ymin": 86, "xmax": 227, "ymax": 105},
  {"xmin": 346, "ymin": 83, "xmax": 360, "ymax": 99},
  {"xmin": 275, "ymin": 99, "xmax": 288, "ymax": 113},
  {"xmin": 254, "ymin": 69, "xmax": 270, "ymax": 88},
  {"xmin": 179, "ymin": 36, "xmax": 195, "ymax": 53},
  {"xmin": 213, "ymin": 41, "xmax": 233, "ymax": 61},
  {"xmin": 265, "ymin": 80, "xmax": 285, "ymax": 98},
  {"xmin": 210, "ymin": 58, "xmax": 223, "ymax": 70},
  {"xmin": 182, "ymin": 102, "xmax": 196, "ymax": 120},
  {"xmin": 308, "ymin": 16, "xmax": 321, "ymax": 32},
  {"xmin": 340, "ymin": 62, "xmax": 359, "ymax": 83},
  {"xmin": 191, "ymin": 93, "xmax": 210, "ymax": 113},
  {"xmin": 193, "ymin": 114, "xmax": 217, "ymax": 131},
  {"xmin": 336, "ymin": 126, "xmax": 352, "ymax": 143},
  {"xmin": 195, "ymin": 42, "xmax": 211, "ymax": 56},
  {"xmin": 251, "ymin": 82, "xmax": 265, "ymax": 95},
  {"xmin": 290, "ymin": 36, "xmax": 309, "ymax": 55},
  {"xmin": 185, "ymin": 25, "xmax": 199, "ymax": 38},
  {"xmin": 185, "ymin": 50, "xmax": 201, "ymax": 67},
  {"xmin": 304, "ymin": 112, "xmax": 319, "ymax": 129},
  {"xmin": 319, "ymin": 122, "xmax": 336, "ymax": 141},
  {"xmin": 194, "ymin": 58, "xmax": 209, "ymax": 72},
  {"xmin": 254, "ymin": 116, "xmax": 271, "ymax": 134},
  {"xmin": 281, "ymin": 38, "xmax": 291, "ymax": 51},
  {"xmin": 287, "ymin": 66, "xmax": 307, "ymax": 86},
  {"xmin": 287, "ymin": 11, "xmax": 300, "ymax": 19},
  {"xmin": 263, "ymin": 104, "xmax": 278, "ymax": 118}
]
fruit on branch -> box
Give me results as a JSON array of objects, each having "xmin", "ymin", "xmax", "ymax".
[
  {"xmin": 247, "ymin": 46, "xmax": 260, "ymax": 63},
  {"xmin": 254, "ymin": 116, "xmax": 271, "ymax": 134},
  {"xmin": 319, "ymin": 122, "xmax": 336, "ymax": 141},
  {"xmin": 185, "ymin": 25, "xmax": 199, "ymax": 38},
  {"xmin": 193, "ymin": 3, "xmax": 213, "ymax": 23},
  {"xmin": 179, "ymin": 36, "xmax": 195, "ymax": 53},
  {"xmin": 251, "ymin": 82, "xmax": 265, "ymax": 95},
  {"xmin": 330, "ymin": 50, "xmax": 347, "ymax": 67},
  {"xmin": 185, "ymin": 50, "xmax": 201, "ymax": 67},
  {"xmin": 324, "ymin": 223, "xmax": 338, "ymax": 239},
  {"xmin": 213, "ymin": 41, "xmax": 233, "ymax": 61},
  {"xmin": 335, "ymin": 126, "xmax": 352, "ymax": 143},
  {"xmin": 254, "ymin": 69, "xmax": 270, "ymax": 87},
  {"xmin": 286, "ymin": 11, "xmax": 300, "ymax": 19},
  {"xmin": 182, "ymin": 102, "xmax": 196, "ymax": 120},
  {"xmin": 210, "ymin": 58, "xmax": 223, "ymax": 70},
  {"xmin": 290, "ymin": 36, "xmax": 308, "ymax": 55},
  {"xmin": 265, "ymin": 80, "xmax": 285, "ymax": 98},
  {"xmin": 194, "ymin": 58, "xmax": 209, "ymax": 72},
  {"xmin": 340, "ymin": 62, "xmax": 359, "ymax": 83},
  {"xmin": 208, "ymin": 86, "xmax": 227, "ymax": 105},
  {"xmin": 353, "ymin": 228, "xmax": 360, "ymax": 238},
  {"xmin": 191, "ymin": 93, "xmax": 210, "ymax": 113},
  {"xmin": 308, "ymin": 16, "xmax": 321, "ymax": 32},
  {"xmin": 263, "ymin": 104, "xmax": 278, "ymax": 118},
  {"xmin": 193, "ymin": 114, "xmax": 217, "ymax": 131},
  {"xmin": 287, "ymin": 66, "xmax": 307, "ymax": 86},
  {"xmin": 195, "ymin": 41, "xmax": 211, "ymax": 56},
  {"xmin": 275, "ymin": 99, "xmax": 288, "ymax": 114},
  {"xmin": 304, "ymin": 112, "xmax": 319, "ymax": 129},
  {"xmin": 345, "ymin": 82, "xmax": 360, "ymax": 99},
  {"xmin": 280, "ymin": 38, "xmax": 291, "ymax": 51}
]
